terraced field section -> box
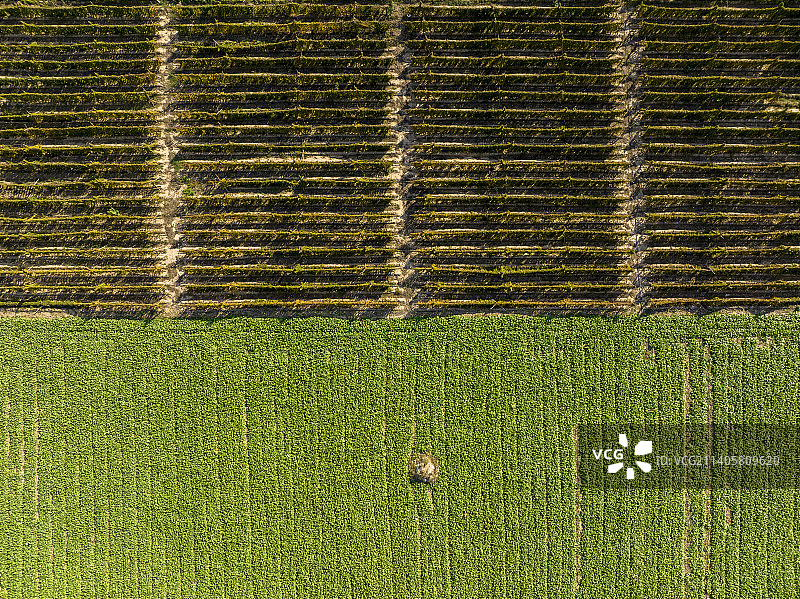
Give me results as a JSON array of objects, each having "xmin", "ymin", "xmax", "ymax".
[
  {"xmin": 0, "ymin": 316, "xmax": 798, "ymax": 598},
  {"xmin": 405, "ymin": 1, "xmax": 631, "ymax": 314},
  {"xmin": 1, "ymin": 0, "xmax": 800, "ymax": 316},
  {"xmin": 637, "ymin": 2, "xmax": 800, "ymax": 311},
  {"xmin": 0, "ymin": 1, "xmax": 165, "ymax": 312},
  {"xmin": 171, "ymin": 0, "xmax": 401, "ymax": 316}
]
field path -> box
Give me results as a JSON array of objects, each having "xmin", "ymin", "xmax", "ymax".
[
  {"xmin": 614, "ymin": 0, "xmax": 648, "ymax": 313},
  {"xmin": 155, "ymin": 3, "xmax": 184, "ymax": 316}
]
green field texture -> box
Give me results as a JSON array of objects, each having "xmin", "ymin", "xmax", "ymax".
[{"xmin": 0, "ymin": 315, "xmax": 798, "ymax": 599}]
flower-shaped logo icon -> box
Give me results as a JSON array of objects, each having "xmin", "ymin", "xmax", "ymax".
[{"xmin": 607, "ymin": 433, "xmax": 652, "ymax": 479}]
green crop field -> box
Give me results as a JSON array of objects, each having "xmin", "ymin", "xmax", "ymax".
[{"xmin": 0, "ymin": 314, "xmax": 797, "ymax": 598}]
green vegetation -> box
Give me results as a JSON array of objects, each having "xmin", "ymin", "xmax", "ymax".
[{"xmin": 0, "ymin": 315, "xmax": 798, "ymax": 598}]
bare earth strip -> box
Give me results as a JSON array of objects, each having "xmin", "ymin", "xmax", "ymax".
[
  {"xmin": 384, "ymin": 1, "xmax": 417, "ymax": 318},
  {"xmin": 155, "ymin": 4, "xmax": 184, "ymax": 317},
  {"xmin": 614, "ymin": 1, "xmax": 649, "ymax": 313}
]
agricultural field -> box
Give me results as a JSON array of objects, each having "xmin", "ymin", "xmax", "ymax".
[
  {"xmin": 0, "ymin": 0, "xmax": 798, "ymax": 316},
  {"xmin": 0, "ymin": 0, "xmax": 165, "ymax": 312},
  {"xmin": 0, "ymin": 315, "xmax": 798, "ymax": 598},
  {"xmin": 1, "ymin": 1, "xmax": 800, "ymax": 597}
]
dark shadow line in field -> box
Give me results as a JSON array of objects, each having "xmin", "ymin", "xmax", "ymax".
[
  {"xmin": 703, "ymin": 341, "xmax": 712, "ymax": 599},
  {"xmin": 573, "ymin": 423, "xmax": 582, "ymax": 598},
  {"xmin": 683, "ymin": 344, "xmax": 691, "ymax": 599},
  {"xmin": 380, "ymin": 346, "xmax": 395, "ymax": 599}
]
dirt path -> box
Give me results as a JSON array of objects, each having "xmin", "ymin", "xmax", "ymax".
[
  {"xmin": 614, "ymin": 1, "xmax": 649, "ymax": 313},
  {"xmin": 155, "ymin": 4, "xmax": 184, "ymax": 317},
  {"xmin": 384, "ymin": 2, "xmax": 417, "ymax": 318}
]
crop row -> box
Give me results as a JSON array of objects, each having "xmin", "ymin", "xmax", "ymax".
[
  {"xmin": 410, "ymin": 73, "xmax": 621, "ymax": 91},
  {"xmin": 175, "ymin": 56, "xmax": 393, "ymax": 74},
  {"xmin": 414, "ymin": 264, "xmax": 626, "ymax": 281},
  {"xmin": 638, "ymin": 5, "xmax": 800, "ymax": 22},
  {"xmin": 404, "ymin": 21, "xmax": 620, "ymax": 39},
  {"xmin": 178, "ymin": 298, "xmax": 398, "ymax": 314},
  {"xmin": 415, "ymin": 143, "xmax": 615, "ymax": 160},
  {"xmin": 179, "ymin": 142, "xmax": 392, "ymax": 160},
  {"xmin": 412, "ymin": 90, "xmax": 619, "ymax": 109},
  {"xmin": 644, "ymin": 161, "xmax": 800, "ymax": 176},
  {"xmin": 641, "ymin": 58, "xmax": 800, "ymax": 76},
  {"xmin": 410, "ymin": 56, "xmax": 616, "ymax": 74},
  {"xmin": 180, "ymin": 246, "xmax": 396, "ymax": 265},
  {"xmin": 177, "ymin": 108, "xmax": 388, "ymax": 126},
  {"xmin": 182, "ymin": 264, "xmax": 395, "ymax": 283},
  {"xmin": 173, "ymin": 21, "xmax": 391, "ymax": 38},
  {"xmin": 176, "ymin": 124, "xmax": 389, "ymax": 140},
  {"xmin": 412, "ymin": 125, "xmax": 619, "ymax": 143},
  {"xmin": 642, "ymin": 75, "xmax": 800, "ymax": 92},
  {"xmin": 411, "ymin": 108, "xmax": 619, "ymax": 125},
  {"xmin": 183, "ymin": 282, "xmax": 391, "ymax": 298},
  {"xmin": 170, "ymin": 3, "xmax": 391, "ymax": 21},
  {"xmin": 180, "ymin": 230, "xmax": 394, "ymax": 247},
  {"xmin": 0, "ymin": 180, "xmax": 159, "ymax": 197},
  {"xmin": 0, "ymin": 39, "xmax": 154, "ymax": 52},
  {"xmin": 172, "ymin": 39, "xmax": 389, "ymax": 58},
  {"xmin": 406, "ymin": 37, "xmax": 617, "ymax": 56},
  {"xmin": 171, "ymin": 73, "xmax": 390, "ymax": 91},
  {"xmin": 642, "ymin": 109, "xmax": 800, "ymax": 125},
  {"xmin": 181, "ymin": 159, "xmax": 392, "ymax": 176},
  {"xmin": 0, "ymin": 161, "xmax": 159, "ymax": 181},
  {"xmin": 0, "ymin": 196, "xmax": 159, "ymax": 216},
  {"xmin": 0, "ymin": 266, "xmax": 161, "ymax": 284},
  {"xmin": 0, "ymin": 110, "xmax": 158, "ymax": 127},
  {"xmin": 0, "ymin": 126, "xmax": 159, "ymax": 140},
  {"xmin": 407, "ymin": 5, "xmax": 618, "ymax": 22},
  {"xmin": 0, "ymin": 5, "xmax": 160, "ymax": 21},
  {"xmin": 0, "ymin": 92, "xmax": 155, "ymax": 110},
  {"xmin": 414, "ymin": 194, "xmax": 622, "ymax": 211},
  {"xmin": 0, "ymin": 231, "xmax": 159, "ymax": 247},
  {"xmin": 639, "ymin": 91, "xmax": 793, "ymax": 109},
  {"xmin": 639, "ymin": 23, "xmax": 800, "ymax": 41},
  {"xmin": 182, "ymin": 194, "xmax": 393, "ymax": 211},
  {"xmin": 171, "ymin": 90, "xmax": 389, "ymax": 109},
  {"xmin": 412, "ymin": 177, "xmax": 621, "ymax": 194},
  {"xmin": 643, "ymin": 194, "xmax": 800, "ymax": 210},
  {"xmin": 642, "ymin": 40, "xmax": 800, "ymax": 57},
  {"xmin": 0, "ymin": 24, "xmax": 159, "ymax": 38},
  {"xmin": 413, "ymin": 160, "xmax": 623, "ymax": 177},
  {"xmin": 0, "ymin": 74, "xmax": 156, "ymax": 93},
  {"xmin": 0, "ymin": 59, "xmax": 160, "ymax": 76},
  {"xmin": 181, "ymin": 212, "xmax": 392, "ymax": 231}
]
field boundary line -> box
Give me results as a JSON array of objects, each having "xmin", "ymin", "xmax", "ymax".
[
  {"xmin": 384, "ymin": 1, "xmax": 418, "ymax": 318},
  {"xmin": 615, "ymin": 1, "xmax": 649, "ymax": 313},
  {"xmin": 33, "ymin": 359, "xmax": 40, "ymax": 596},
  {"xmin": 703, "ymin": 344, "xmax": 713, "ymax": 599},
  {"xmin": 573, "ymin": 424, "xmax": 582, "ymax": 597},
  {"xmin": 682, "ymin": 347, "xmax": 692, "ymax": 599},
  {"xmin": 155, "ymin": 3, "xmax": 184, "ymax": 317}
]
